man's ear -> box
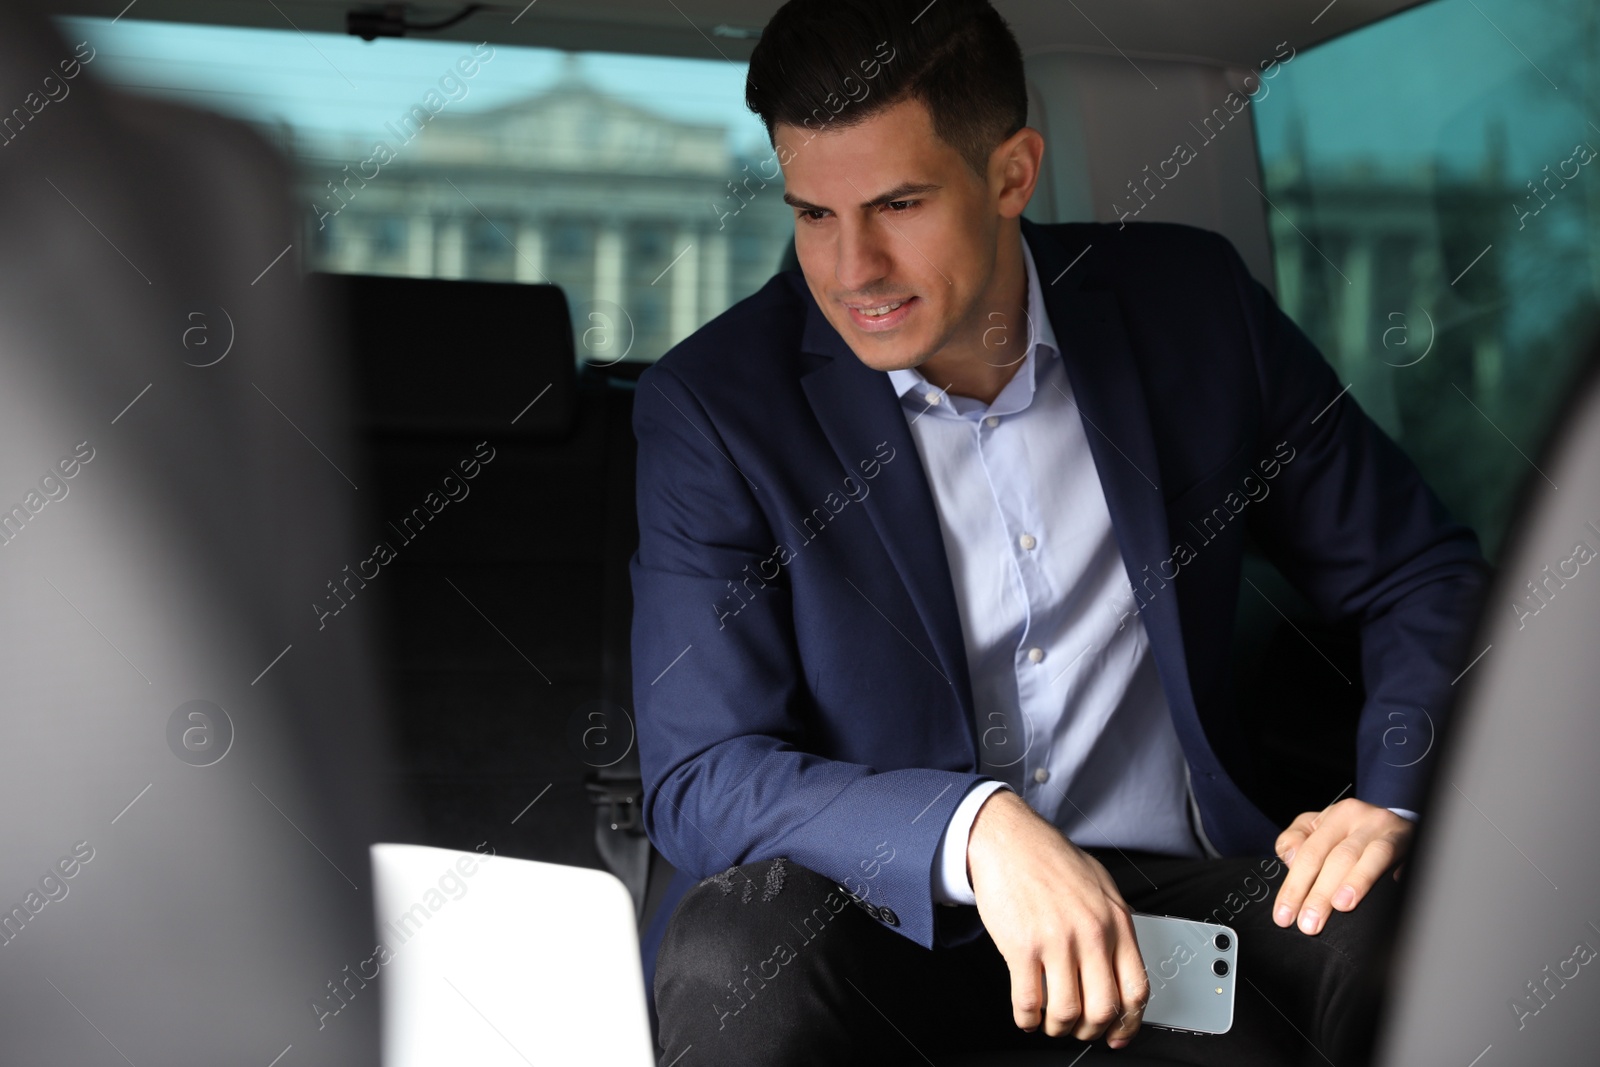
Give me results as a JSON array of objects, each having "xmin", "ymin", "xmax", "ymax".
[{"xmin": 992, "ymin": 126, "xmax": 1044, "ymax": 219}]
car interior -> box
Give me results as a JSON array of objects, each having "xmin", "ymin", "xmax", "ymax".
[{"xmin": 13, "ymin": 0, "xmax": 1600, "ymax": 1062}]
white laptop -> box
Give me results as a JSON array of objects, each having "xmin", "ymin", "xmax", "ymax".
[{"xmin": 369, "ymin": 843, "xmax": 657, "ymax": 1066}]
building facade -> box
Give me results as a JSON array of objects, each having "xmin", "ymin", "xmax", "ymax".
[{"xmin": 295, "ymin": 56, "xmax": 794, "ymax": 365}]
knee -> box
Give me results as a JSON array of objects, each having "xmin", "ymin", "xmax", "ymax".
[
  {"xmin": 655, "ymin": 857, "xmax": 852, "ymax": 984},
  {"xmin": 653, "ymin": 857, "xmax": 868, "ymax": 1058}
]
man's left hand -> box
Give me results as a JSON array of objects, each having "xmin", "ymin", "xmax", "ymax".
[{"xmin": 1272, "ymin": 798, "xmax": 1412, "ymax": 935}]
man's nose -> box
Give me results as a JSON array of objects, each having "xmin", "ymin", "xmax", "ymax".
[{"xmin": 834, "ymin": 217, "xmax": 893, "ymax": 295}]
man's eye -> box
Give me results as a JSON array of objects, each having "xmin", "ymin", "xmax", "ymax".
[
  {"xmin": 884, "ymin": 200, "xmax": 917, "ymax": 212},
  {"xmin": 799, "ymin": 209, "xmax": 828, "ymax": 223}
]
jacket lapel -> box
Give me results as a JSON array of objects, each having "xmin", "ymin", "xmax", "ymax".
[
  {"xmin": 1022, "ymin": 218, "xmax": 1200, "ymax": 732},
  {"xmin": 796, "ymin": 298, "xmax": 978, "ymax": 749}
]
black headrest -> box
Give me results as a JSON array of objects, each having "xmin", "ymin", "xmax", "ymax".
[{"xmin": 309, "ymin": 272, "xmax": 577, "ymax": 438}]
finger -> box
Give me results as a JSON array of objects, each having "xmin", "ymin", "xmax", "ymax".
[
  {"xmin": 1106, "ymin": 918, "xmax": 1149, "ymax": 1048},
  {"xmin": 1275, "ymin": 811, "xmax": 1319, "ymax": 862},
  {"xmin": 1041, "ymin": 947, "xmax": 1084, "ymax": 1039},
  {"xmin": 1069, "ymin": 928, "xmax": 1121, "ymax": 1043},
  {"xmin": 1329, "ymin": 835, "xmax": 1400, "ymax": 913},
  {"xmin": 1276, "ymin": 830, "xmax": 1307, "ymax": 866},
  {"xmin": 1273, "ymin": 820, "xmax": 1341, "ymax": 927},
  {"xmin": 1296, "ymin": 836, "xmax": 1369, "ymax": 935},
  {"xmin": 1009, "ymin": 954, "xmax": 1046, "ymax": 1033}
]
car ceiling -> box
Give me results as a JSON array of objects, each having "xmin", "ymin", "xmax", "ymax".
[{"xmin": 43, "ymin": 0, "xmax": 1429, "ymax": 68}]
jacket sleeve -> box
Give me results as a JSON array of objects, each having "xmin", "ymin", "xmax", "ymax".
[
  {"xmin": 1213, "ymin": 231, "xmax": 1494, "ymax": 815},
  {"xmin": 629, "ymin": 362, "xmax": 992, "ymax": 950}
]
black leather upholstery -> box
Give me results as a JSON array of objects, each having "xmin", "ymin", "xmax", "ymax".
[{"xmin": 310, "ymin": 272, "xmax": 652, "ymax": 885}]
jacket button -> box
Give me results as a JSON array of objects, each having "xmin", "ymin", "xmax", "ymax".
[{"xmin": 879, "ymin": 907, "xmax": 899, "ymax": 927}]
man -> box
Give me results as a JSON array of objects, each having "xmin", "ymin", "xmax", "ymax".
[{"xmin": 630, "ymin": 1, "xmax": 1490, "ymax": 1063}]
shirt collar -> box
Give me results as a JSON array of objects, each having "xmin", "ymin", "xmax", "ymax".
[{"xmin": 887, "ymin": 231, "xmax": 1059, "ymax": 416}]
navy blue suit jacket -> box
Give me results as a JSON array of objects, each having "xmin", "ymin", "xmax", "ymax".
[{"xmin": 629, "ymin": 217, "xmax": 1490, "ymax": 951}]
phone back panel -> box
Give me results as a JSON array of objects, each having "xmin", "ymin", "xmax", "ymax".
[{"xmin": 1132, "ymin": 913, "xmax": 1238, "ymax": 1035}]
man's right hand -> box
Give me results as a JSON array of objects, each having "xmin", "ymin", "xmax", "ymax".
[{"xmin": 966, "ymin": 789, "xmax": 1149, "ymax": 1048}]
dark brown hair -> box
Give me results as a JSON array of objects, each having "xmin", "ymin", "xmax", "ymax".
[{"xmin": 746, "ymin": 0, "xmax": 1028, "ymax": 175}]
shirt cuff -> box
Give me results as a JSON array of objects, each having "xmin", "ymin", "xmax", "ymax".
[
  {"xmin": 1387, "ymin": 806, "xmax": 1419, "ymax": 822},
  {"xmin": 932, "ymin": 781, "xmax": 1013, "ymax": 906}
]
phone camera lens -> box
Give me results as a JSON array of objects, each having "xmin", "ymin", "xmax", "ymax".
[
  {"xmin": 1214, "ymin": 933, "xmax": 1231, "ymax": 951},
  {"xmin": 1212, "ymin": 959, "xmax": 1230, "ymax": 977}
]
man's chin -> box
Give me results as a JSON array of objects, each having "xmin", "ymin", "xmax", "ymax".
[
  {"xmin": 845, "ymin": 343, "xmax": 929, "ymax": 374},
  {"xmin": 830, "ymin": 325, "xmax": 932, "ymax": 373}
]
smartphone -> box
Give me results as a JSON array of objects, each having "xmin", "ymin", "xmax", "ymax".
[{"xmin": 1130, "ymin": 912, "xmax": 1237, "ymax": 1035}]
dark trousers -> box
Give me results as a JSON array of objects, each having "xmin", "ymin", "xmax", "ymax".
[{"xmin": 653, "ymin": 848, "xmax": 1400, "ymax": 1066}]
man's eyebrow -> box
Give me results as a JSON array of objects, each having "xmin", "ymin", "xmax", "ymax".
[{"xmin": 781, "ymin": 182, "xmax": 943, "ymax": 213}]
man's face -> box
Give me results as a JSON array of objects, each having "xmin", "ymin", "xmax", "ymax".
[{"xmin": 775, "ymin": 96, "xmax": 1004, "ymax": 373}]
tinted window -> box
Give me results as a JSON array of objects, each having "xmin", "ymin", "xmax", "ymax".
[
  {"xmin": 55, "ymin": 16, "xmax": 794, "ymax": 364},
  {"xmin": 1254, "ymin": 0, "xmax": 1599, "ymax": 557}
]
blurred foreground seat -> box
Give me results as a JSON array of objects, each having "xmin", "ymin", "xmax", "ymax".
[
  {"xmin": 0, "ymin": 3, "xmax": 405, "ymax": 1063},
  {"xmin": 1368, "ymin": 335, "xmax": 1600, "ymax": 1064}
]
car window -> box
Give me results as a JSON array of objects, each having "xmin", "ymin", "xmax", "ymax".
[
  {"xmin": 1253, "ymin": 0, "xmax": 1599, "ymax": 559},
  {"xmin": 55, "ymin": 16, "xmax": 793, "ymax": 366}
]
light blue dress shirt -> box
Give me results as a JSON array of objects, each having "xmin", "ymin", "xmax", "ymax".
[{"xmin": 888, "ymin": 234, "xmax": 1207, "ymax": 906}]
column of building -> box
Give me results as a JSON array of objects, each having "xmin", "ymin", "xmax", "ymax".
[
  {"xmin": 668, "ymin": 227, "xmax": 700, "ymax": 345},
  {"xmin": 700, "ymin": 231, "xmax": 729, "ymax": 325},
  {"xmin": 515, "ymin": 219, "xmax": 546, "ymax": 283},
  {"xmin": 435, "ymin": 218, "xmax": 467, "ymax": 279}
]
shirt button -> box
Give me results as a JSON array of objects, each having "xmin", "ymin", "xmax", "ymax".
[
  {"xmin": 1027, "ymin": 647, "xmax": 1045, "ymax": 663},
  {"xmin": 925, "ymin": 391, "xmax": 942, "ymax": 405},
  {"xmin": 1033, "ymin": 767, "xmax": 1050, "ymax": 784},
  {"xmin": 984, "ymin": 415, "xmax": 1000, "ymax": 428},
  {"xmin": 1018, "ymin": 533, "xmax": 1037, "ymax": 551}
]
